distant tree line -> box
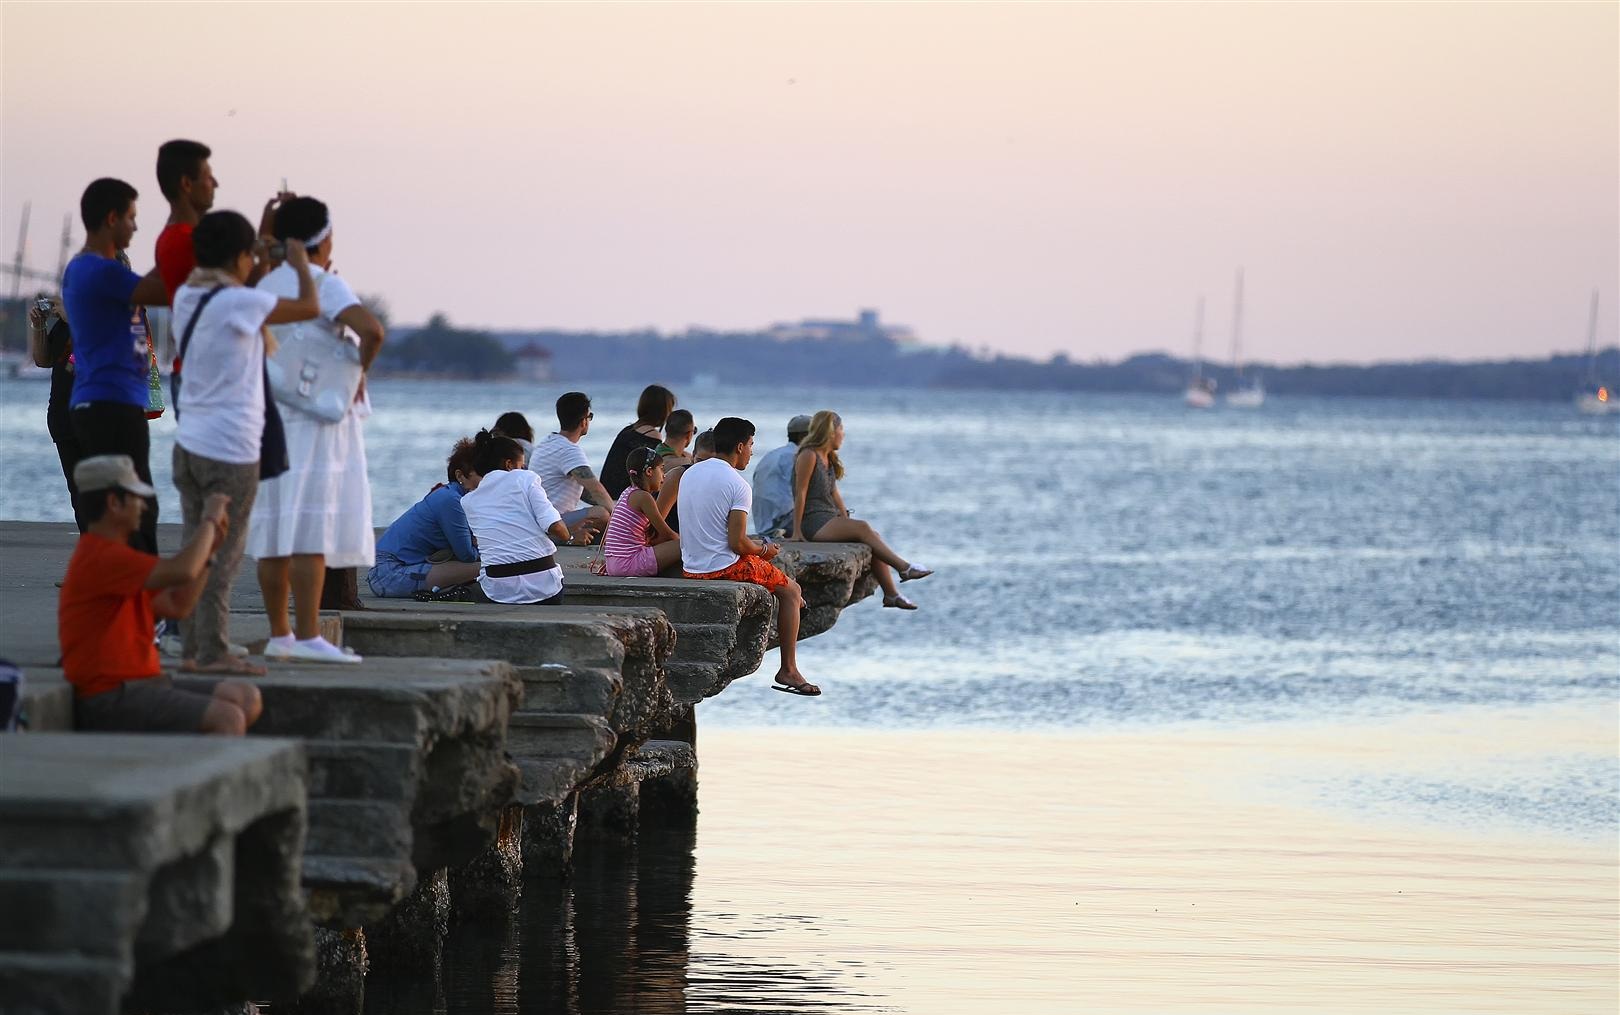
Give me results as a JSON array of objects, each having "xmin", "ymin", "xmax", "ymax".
[
  {"xmin": 374, "ymin": 313, "xmax": 514, "ymax": 379},
  {"xmin": 376, "ymin": 315, "xmax": 1619, "ymax": 402}
]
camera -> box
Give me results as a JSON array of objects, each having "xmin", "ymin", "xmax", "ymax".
[
  {"xmin": 266, "ymin": 241, "xmax": 287, "ymax": 261},
  {"xmin": 34, "ymin": 296, "xmax": 54, "ymax": 316}
]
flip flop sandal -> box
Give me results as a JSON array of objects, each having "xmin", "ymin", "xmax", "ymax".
[
  {"xmin": 883, "ymin": 594, "xmax": 918, "ymax": 610},
  {"xmin": 898, "ymin": 565, "xmax": 934, "ymax": 582},
  {"xmin": 772, "ymin": 680, "xmax": 822, "ymax": 696}
]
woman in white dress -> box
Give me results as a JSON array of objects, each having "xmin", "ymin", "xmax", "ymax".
[{"xmin": 248, "ymin": 197, "xmax": 385, "ymax": 663}]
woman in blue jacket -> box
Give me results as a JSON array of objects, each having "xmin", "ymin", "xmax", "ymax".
[{"xmin": 367, "ymin": 437, "xmax": 482, "ymax": 598}]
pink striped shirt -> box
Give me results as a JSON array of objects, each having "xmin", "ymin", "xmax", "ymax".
[{"xmin": 603, "ymin": 487, "xmax": 653, "ymax": 561}]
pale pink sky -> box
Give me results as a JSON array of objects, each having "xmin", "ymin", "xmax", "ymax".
[{"xmin": 4, "ymin": 2, "xmax": 1616, "ymax": 364}]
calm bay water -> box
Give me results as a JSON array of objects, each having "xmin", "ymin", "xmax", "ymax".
[{"xmin": 3, "ymin": 378, "xmax": 1616, "ymax": 1012}]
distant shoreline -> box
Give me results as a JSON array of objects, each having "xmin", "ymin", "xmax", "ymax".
[{"xmin": 374, "ymin": 321, "xmax": 1620, "ymax": 403}]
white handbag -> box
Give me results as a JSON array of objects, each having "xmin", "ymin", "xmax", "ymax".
[{"xmin": 266, "ymin": 318, "xmax": 363, "ymax": 423}]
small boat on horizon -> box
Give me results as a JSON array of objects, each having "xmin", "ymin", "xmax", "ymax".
[
  {"xmin": 1574, "ymin": 290, "xmax": 1618, "ymax": 415},
  {"xmin": 1224, "ymin": 268, "xmax": 1264, "ymax": 409},
  {"xmin": 1184, "ymin": 296, "xmax": 1216, "ymax": 408}
]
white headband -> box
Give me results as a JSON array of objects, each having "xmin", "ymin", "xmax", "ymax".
[{"xmin": 303, "ymin": 221, "xmax": 332, "ymax": 247}]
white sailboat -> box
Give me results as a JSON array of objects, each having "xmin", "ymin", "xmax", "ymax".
[
  {"xmin": 1184, "ymin": 296, "xmax": 1216, "ymax": 408},
  {"xmin": 1574, "ymin": 290, "xmax": 1617, "ymax": 415},
  {"xmin": 1224, "ymin": 268, "xmax": 1264, "ymax": 408}
]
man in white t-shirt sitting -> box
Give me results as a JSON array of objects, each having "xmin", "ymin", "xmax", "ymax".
[
  {"xmin": 678, "ymin": 417, "xmax": 820, "ymax": 696},
  {"xmin": 461, "ymin": 430, "xmax": 589, "ymax": 605},
  {"xmin": 529, "ymin": 391, "xmax": 611, "ymax": 542}
]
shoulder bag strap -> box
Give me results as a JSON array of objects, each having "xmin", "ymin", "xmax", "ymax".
[
  {"xmin": 177, "ymin": 284, "xmax": 228, "ymax": 365},
  {"xmin": 170, "ymin": 284, "xmax": 227, "ymax": 421}
]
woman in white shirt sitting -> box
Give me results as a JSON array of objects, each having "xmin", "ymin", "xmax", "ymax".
[{"xmin": 459, "ymin": 430, "xmax": 591, "ymax": 605}]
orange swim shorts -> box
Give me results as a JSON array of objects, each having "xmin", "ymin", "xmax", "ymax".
[{"xmin": 685, "ymin": 554, "xmax": 790, "ymax": 592}]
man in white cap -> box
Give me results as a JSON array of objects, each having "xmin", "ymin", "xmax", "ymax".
[
  {"xmin": 749, "ymin": 414, "xmax": 813, "ymax": 537},
  {"xmin": 58, "ymin": 454, "xmax": 262, "ymax": 734}
]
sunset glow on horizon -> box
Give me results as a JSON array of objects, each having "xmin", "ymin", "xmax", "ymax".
[{"xmin": 3, "ymin": 1, "xmax": 1615, "ymax": 364}]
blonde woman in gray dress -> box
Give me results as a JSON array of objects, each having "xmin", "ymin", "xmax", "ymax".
[{"xmin": 789, "ymin": 410, "xmax": 932, "ymax": 610}]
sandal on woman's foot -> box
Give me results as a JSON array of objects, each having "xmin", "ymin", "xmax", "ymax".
[
  {"xmin": 181, "ymin": 656, "xmax": 268, "ymax": 677},
  {"xmin": 898, "ymin": 564, "xmax": 933, "ymax": 582},
  {"xmin": 772, "ymin": 679, "xmax": 822, "ymax": 696},
  {"xmin": 883, "ymin": 594, "xmax": 918, "ymax": 610}
]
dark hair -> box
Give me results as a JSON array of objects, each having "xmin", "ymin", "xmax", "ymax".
[
  {"xmin": 192, "ymin": 211, "xmax": 257, "ymax": 269},
  {"xmin": 80, "ymin": 178, "xmax": 137, "ymax": 232},
  {"xmin": 665, "ymin": 409, "xmax": 695, "ymax": 440},
  {"xmin": 635, "ymin": 384, "xmax": 676, "ymax": 427},
  {"xmin": 273, "ymin": 196, "xmax": 330, "ymax": 244},
  {"xmin": 156, "ymin": 139, "xmax": 211, "ymax": 201},
  {"xmin": 556, "ymin": 391, "xmax": 592, "ymax": 431},
  {"xmin": 447, "ymin": 436, "xmax": 478, "ymax": 484},
  {"xmin": 625, "ymin": 446, "xmax": 662, "ymax": 489},
  {"xmin": 693, "ymin": 429, "xmax": 716, "ymax": 455},
  {"xmin": 470, "ymin": 428, "xmax": 525, "ymax": 475},
  {"xmin": 712, "ymin": 417, "xmax": 755, "ymax": 454},
  {"xmin": 493, "ymin": 411, "xmax": 533, "ymax": 443},
  {"xmin": 80, "ymin": 487, "xmax": 129, "ymax": 524}
]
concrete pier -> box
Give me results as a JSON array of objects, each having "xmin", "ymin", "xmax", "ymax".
[
  {"xmin": 0, "ymin": 519, "xmax": 875, "ymax": 1013},
  {"xmin": 0, "ymin": 734, "xmax": 313, "ymax": 1015}
]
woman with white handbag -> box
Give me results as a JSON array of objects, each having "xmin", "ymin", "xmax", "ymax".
[{"xmin": 247, "ymin": 196, "xmax": 385, "ymax": 664}]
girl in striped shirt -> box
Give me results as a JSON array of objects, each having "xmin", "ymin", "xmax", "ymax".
[{"xmin": 602, "ymin": 447, "xmax": 681, "ymax": 577}]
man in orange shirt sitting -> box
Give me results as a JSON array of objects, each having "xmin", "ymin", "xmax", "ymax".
[{"xmin": 59, "ymin": 455, "xmax": 262, "ymax": 734}]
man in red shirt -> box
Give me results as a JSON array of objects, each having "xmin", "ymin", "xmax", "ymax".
[
  {"xmin": 59, "ymin": 455, "xmax": 262, "ymax": 734},
  {"xmin": 154, "ymin": 139, "xmax": 216, "ymax": 300}
]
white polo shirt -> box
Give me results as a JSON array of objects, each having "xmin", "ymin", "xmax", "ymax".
[{"xmin": 459, "ymin": 468, "xmax": 564, "ymax": 603}]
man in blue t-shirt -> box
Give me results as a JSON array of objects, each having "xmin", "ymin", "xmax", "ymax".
[{"xmin": 61, "ymin": 178, "xmax": 171, "ymax": 553}]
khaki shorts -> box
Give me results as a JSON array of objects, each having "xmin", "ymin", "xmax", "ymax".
[{"xmin": 75, "ymin": 675, "xmax": 216, "ymax": 733}]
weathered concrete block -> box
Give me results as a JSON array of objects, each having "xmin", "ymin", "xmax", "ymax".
[
  {"xmin": 517, "ymin": 662, "xmax": 620, "ymax": 715},
  {"xmin": 771, "ymin": 541, "xmax": 878, "ymax": 639},
  {"xmin": 364, "ymin": 867, "xmax": 449, "ymax": 977},
  {"xmin": 551, "ymin": 569, "xmax": 773, "ymax": 703},
  {"xmin": 555, "ymin": 540, "xmax": 874, "ymax": 701},
  {"xmin": 176, "ymin": 656, "xmax": 521, "ymax": 929},
  {"xmin": 521, "ymin": 797, "xmax": 578, "ymax": 875},
  {"xmin": 0, "ymin": 734, "xmax": 313, "ymax": 1015},
  {"xmin": 335, "ymin": 605, "xmax": 673, "ymax": 852},
  {"xmin": 17, "ymin": 670, "xmax": 72, "ymax": 732},
  {"xmin": 577, "ymin": 783, "xmax": 640, "ymax": 841},
  {"xmin": 447, "ymin": 805, "xmax": 523, "ymax": 923}
]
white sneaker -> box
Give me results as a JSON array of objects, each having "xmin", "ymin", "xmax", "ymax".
[
  {"xmin": 284, "ymin": 636, "xmax": 362, "ymax": 665},
  {"xmin": 263, "ymin": 634, "xmax": 297, "ymax": 660},
  {"xmin": 228, "ymin": 642, "xmax": 249, "ymax": 658}
]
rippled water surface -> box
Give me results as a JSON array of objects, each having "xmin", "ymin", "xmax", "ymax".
[{"xmin": 3, "ymin": 379, "xmax": 1616, "ymax": 1012}]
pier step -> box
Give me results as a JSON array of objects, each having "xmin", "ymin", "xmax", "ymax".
[
  {"xmin": 16, "ymin": 671, "xmax": 73, "ymax": 732},
  {"xmin": 0, "ymin": 734, "xmax": 312, "ymax": 1015},
  {"xmin": 0, "ymin": 952, "xmax": 125, "ymax": 1015},
  {"xmin": 175, "ymin": 657, "xmax": 522, "ymax": 930},
  {"xmin": 620, "ymin": 739, "xmax": 697, "ymax": 785},
  {"xmin": 516, "ymin": 663, "xmax": 621, "ymax": 714}
]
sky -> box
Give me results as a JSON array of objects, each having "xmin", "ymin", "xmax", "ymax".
[{"xmin": 3, "ymin": 1, "xmax": 1616, "ymax": 365}]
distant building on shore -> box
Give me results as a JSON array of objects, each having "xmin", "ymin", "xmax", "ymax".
[
  {"xmin": 513, "ymin": 341, "xmax": 554, "ymax": 382},
  {"xmin": 763, "ymin": 308, "xmax": 919, "ymax": 346}
]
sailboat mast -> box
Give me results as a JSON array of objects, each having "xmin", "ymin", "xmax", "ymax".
[
  {"xmin": 1231, "ymin": 268, "xmax": 1246, "ymax": 379},
  {"xmin": 1584, "ymin": 289, "xmax": 1600, "ymax": 383},
  {"xmin": 1193, "ymin": 295, "xmax": 1205, "ymax": 381}
]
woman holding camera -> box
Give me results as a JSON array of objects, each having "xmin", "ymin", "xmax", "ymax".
[{"xmin": 248, "ymin": 196, "xmax": 386, "ymax": 664}]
